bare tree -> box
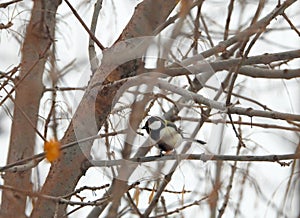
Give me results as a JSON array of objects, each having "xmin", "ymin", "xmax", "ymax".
[{"xmin": 0, "ymin": 0, "xmax": 299, "ymax": 217}]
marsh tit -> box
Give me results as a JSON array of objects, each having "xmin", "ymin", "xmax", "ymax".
[{"xmin": 142, "ymin": 116, "xmax": 206, "ymax": 154}]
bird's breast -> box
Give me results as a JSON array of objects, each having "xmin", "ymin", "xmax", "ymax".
[{"xmin": 159, "ymin": 127, "xmax": 182, "ymax": 149}]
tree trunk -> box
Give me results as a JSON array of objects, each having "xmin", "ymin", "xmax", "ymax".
[{"xmin": 1, "ymin": 0, "xmax": 61, "ymax": 217}]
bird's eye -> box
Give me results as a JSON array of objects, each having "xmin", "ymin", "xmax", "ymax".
[{"xmin": 148, "ymin": 120, "xmax": 162, "ymax": 130}]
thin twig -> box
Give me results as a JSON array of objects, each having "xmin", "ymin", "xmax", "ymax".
[
  {"xmin": 89, "ymin": 0, "xmax": 103, "ymax": 73},
  {"xmin": 150, "ymin": 196, "xmax": 209, "ymax": 218},
  {"xmin": 0, "ymin": 130, "xmax": 125, "ymax": 172},
  {"xmin": 224, "ymin": 0, "xmax": 235, "ymax": 40},
  {"xmin": 182, "ymin": 0, "xmax": 298, "ymax": 63},
  {"xmin": 0, "ymin": 42, "xmax": 52, "ymax": 107},
  {"xmin": 0, "ymin": 184, "xmax": 109, "ymax": 206},
  {"xmin": 0, "ymin": 0, "xmax": 21, "ymax": 8},
  {"xmin": 282, "ymin": 12, "xmax": 300, "ymax": 36},
  {"xmin": 3, "ymin": 87, "xmax": 47, "ymax": 142},
  {"xmin": 64, "ymin": 0, "xmax": 105, "ymax": 50}
]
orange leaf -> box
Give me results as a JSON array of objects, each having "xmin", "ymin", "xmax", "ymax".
[{"xmin": 44, "ymin": 139, "xmax": 61, "ymax": 162}]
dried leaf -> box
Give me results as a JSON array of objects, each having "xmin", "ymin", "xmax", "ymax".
[
  {"xmin": 44, "ymin": 139, "xmax": 61, "ymax": 162},
  {"xmin": 133, "ymin": 187, "xmax": 140, "ymax": 206},
  {"xmin": 148, "ymin": 183, "xmax": 156, "ymax": 204}
]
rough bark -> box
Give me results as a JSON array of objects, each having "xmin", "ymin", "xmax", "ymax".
[{"xmin": 1, "ymin": 0, "xmax": 61, "ymax": 217}]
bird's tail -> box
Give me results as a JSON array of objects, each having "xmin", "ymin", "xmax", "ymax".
[{"xmin": 182, "ymin": 137, "xmax": 206, "ymax": 145}]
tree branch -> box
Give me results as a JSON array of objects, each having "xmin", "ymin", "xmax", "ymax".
[
  {"xmin": 182, "ymin": 0, "xmax": 298, "ymax": 62},
  {"xmin": 0, "ymin": 0, "xmax": 21, "ymax": 8},
  {"xmin": 89, "ymin": 153, "xmax": 300, "ymax": 167},
  {"xmin": 164, "ymin": 49, "xmax": 300, "ymax": 78}
]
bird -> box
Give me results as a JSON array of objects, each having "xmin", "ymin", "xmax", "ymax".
[{"xmin": 142, "ymin": 116, "xmax": 206, "ymax": 155}]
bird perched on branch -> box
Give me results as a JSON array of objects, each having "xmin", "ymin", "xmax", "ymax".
[{"xmin": 142, "ymin": 116, "xmax": 206, "ymax": 155}]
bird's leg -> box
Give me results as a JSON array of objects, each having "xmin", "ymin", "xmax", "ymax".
[{"xmin": 159, "ymin": 150, "xmax": 164, "ymax": 157}]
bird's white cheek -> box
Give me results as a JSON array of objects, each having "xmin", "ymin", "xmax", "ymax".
[{"xmin": 148, "ymin": 121, "xmax": 162, "ymax": 130}]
